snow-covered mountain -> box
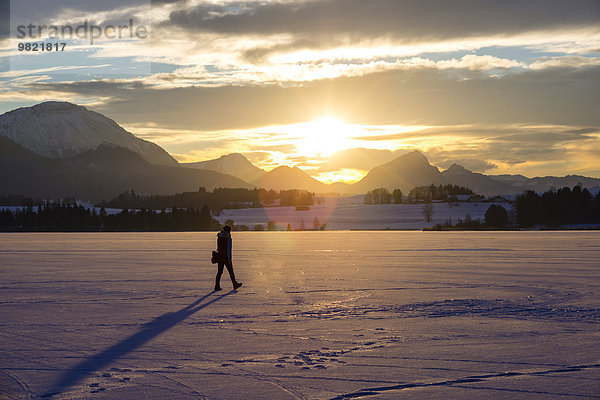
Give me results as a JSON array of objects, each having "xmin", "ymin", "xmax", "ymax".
[
  {"xmin": 183, "ymin": 153, "xmax": 265, "ymax": 184},
  {"xmin": 0, "ymin": 102, "xmax": 177, "ymax": 166}
]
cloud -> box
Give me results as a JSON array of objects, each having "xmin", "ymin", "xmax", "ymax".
[
  {"xmin": 2, "ymin": 1, "xmax": 599, "ymax": 180},
  {"xmin": 21, "ymin": 64, "xmax": 600, "ymax": 130},
  {"xmin": 437, "ymin": 55, "xmax": 524, "ymax": 71},
  {"xmin": 317, "ymin": 148, "xmax": 399, "ymax": 172},
  {"xmin": 210, "ymin": 55, "xmax": 525, "ymax": 84},
  {"xmin": 143, "ymin": 0, "xmax": 600, "ymax": 85},
  {"xmin": 9, "ymin": 0, "xmax": 149, "ymax": 22},
  {"xmin": 164, "ymin": 0, "xmax": 600, "ymax": 42},
  {"xmin": 529, "ymin": 56, "xmax": 600, "ymax": 70},
  {"xmin": 565, "ymin": 127, "xmax": 598, "ymax": 135},
  {"xmin": 418, "ymin": 123, "xmax": 600, "ymax": 177}
]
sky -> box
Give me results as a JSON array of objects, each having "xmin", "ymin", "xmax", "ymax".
[{"xmin": 1, "ymin": 0, "xmax": 599, "ymax": 183}]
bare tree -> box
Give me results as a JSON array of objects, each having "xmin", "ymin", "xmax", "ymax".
[{"xmin": 422, "ymin": 196, "xmax": 434, "ymax": 222}]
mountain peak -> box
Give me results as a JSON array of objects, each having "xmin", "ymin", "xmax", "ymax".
[
  {"xmin": 445, "ymin": 163, "xmax": 470, "ymax": 174},
  {"xmin": 406, "ymin": 149, "xmax": 427, "ymax": 158},
  {"xmin": 1, "ymin": 101, "xmax": 84, "ymax": 117},
  {"xmin": 30, "ymin": 101, "xmax": 85, "ymax": 113},
  {"xmin": 259, "ymin": 165, "xmax": 327, "ymax": 192},
  {"xmin": 352, "ymin": 150, "xmax": 445, "ymax": 193},
  {"xmin": 0, "ymin": 101, "xmax": 177, "ymax": 166},
  {"xmin": 183, "ymin": 152, "xmax": 265, "ymax": 184},
  {"xmin": 267, "ymin": 165, "xmax": 295, "ymax": 174},
  {"xmin": 216, "ymin": 153, "xmax": 248, "ymax": 162},
  {"xmin": 389, "ymin": 150, "xmax": 430, "ymax": 166}
]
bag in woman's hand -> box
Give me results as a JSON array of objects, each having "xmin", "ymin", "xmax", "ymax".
[{"xmin": 211, "ymin": 251, "xmax": 219, "ymax": 264}]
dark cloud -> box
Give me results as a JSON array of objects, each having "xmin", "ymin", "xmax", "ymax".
[
  {"xmin": 488, "ymin": 131, "xmax": 597, "ymax": 144},
  {"xmin": 164, "ymin": 0, "xmax": 600, "ymax": 42},
  {"xmin": 0, "ymin": 0, "xmax": 9, "ymax": 41},
  {"xmin": 13, "ymin": 0, "xmax": 148, "ymax": 18},
  {"xmin": 429, "ymin": 124, "xmax": 599, "ymax": 168},
  {"xmin": 26, "ymin": 65, "xmax": 600, "ymax": 130},
  {"xmin": 243, "ymin": 38, "xmax": 324, "ymax": 63},
  {"xmin": 151, "ymin": 0, "xmax": 184, "ymax": 4},
  {"xmin": 354, "ymin": 126, "xmax": 523, "ymax": 142},
  {"xmin": 484, "ymin": 142, "xmax": 569, "ymax": 164},
  {"xmin": 426, "ymin": 141, "xmax": 568, "ymax": 172},
  {"xmin": 565, "ymin": 128, "xmax": 598, "ymax": 135}
]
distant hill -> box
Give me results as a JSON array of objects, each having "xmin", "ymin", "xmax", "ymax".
[
  {"xmin": 488, "ymin": 174, "xmax": 530, "ymax": 186},
  {"xmin": 183, "ymin": 153, "xmax": 265, "ymax": 184},
  {"xmin": 258, "ymin": 166, "xmax": 329, "ymax": 192},
  {"xmin": 488, "ymin": 174, "xmax": 600, "ymax": 193},
  {"xmin": 0, "ymin": 101, "xmax": 178, "ymax": 166},
  {"xmin": 0, "ymin": 136, "xmax": 66, "ymax": 197},
  {"xmin": 442, "ymin": 164, "xmax": 519, "ymax": 196},
  {"xmin": 329, "ymin": 181, "xmax": 354, "ymax": 194},
  {"xmin": 184, "ymin": 151, "xmax": 600, "ymax": 195},
  {"xmin": 351, "ymin": 151, "xmax": 600, "ymax": 195},
  {"xmin": 352, "ymin": 150, "xmax": 447, "ymax": 193},
  {"xmin": 0, "ymin": 137, "xmax": 252, "ymax": 201}
]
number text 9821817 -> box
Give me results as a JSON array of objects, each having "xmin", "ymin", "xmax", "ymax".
[{"xmin": 18, "ymin": 42, "xmax": 67, "ymax": 52}]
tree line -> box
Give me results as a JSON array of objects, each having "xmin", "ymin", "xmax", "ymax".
[
  {"xmin": 431, "ymin": 204, "xmax": 511, "ymax": 230},
  {"xmin": 364, "ymin": 184, "xmax": 474, "ymax": 204},
  {"xmin": 515, "ymin": 186, "xmax": 600, "ymax": 227},
  {"xmin": 0, "ymin": 201, "xmax": 218, "ymax": 232},
  {"xmin": 0, "ymin": 195, "xmax": 51, "ymax": 207},
  {"xmin": 431, "ymin": 186, "xmax": 600, "ymax": 230},
  {"xmin": 100, "ymin": 188, "xmax": 315, "ymax": 211}
]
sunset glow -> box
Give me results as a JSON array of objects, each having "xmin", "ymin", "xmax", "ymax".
[
  {"xmin": 292, "ymin": 117, "xmax": 358, "ymax": 157},
  {"xmin": 315, "ymin": 169, "xmax": 367, "ymax": 184}
]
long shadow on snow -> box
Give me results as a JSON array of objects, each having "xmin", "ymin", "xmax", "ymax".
[{"xmin": 42, "ymin": 290, "xmax": 235, "ymax": 398}]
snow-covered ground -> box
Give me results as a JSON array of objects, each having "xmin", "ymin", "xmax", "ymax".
[
  {"xmin": 1, "ymin": 198, "xmax": 504, "ymax": 230},
  {"xmin": 217, "ymin": 197, "xmax": 510, "ymax": 230},
  {"xmin": 1, "ymin": 231, "xmax": 599, "ymax": 399}
]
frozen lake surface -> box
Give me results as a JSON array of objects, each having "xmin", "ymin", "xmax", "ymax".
[{"xmin": 1, "ymin": 232, "xmax": 599, "ymax": 399}]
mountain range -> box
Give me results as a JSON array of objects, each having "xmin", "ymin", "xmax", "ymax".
[
  {"xmin": 0, "ymin": 137, "xmax": 252, "ymax": 201},
  {"xmin": 185, "ymin": 150, "xmax": 600, "ymax": 196},
  {"xmin": 183, "ymin": 153, "xmax": 265, "ymax": 184},
  {"xmin": 1, "ymin": 101, "xmax": 599, "ymax": 201}
]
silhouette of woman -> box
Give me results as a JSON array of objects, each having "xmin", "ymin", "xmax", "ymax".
[{"xmin": 215, "ymin": 225, "xmax": 242, "ymax": 291}]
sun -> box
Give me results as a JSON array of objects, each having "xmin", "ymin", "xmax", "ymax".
[{"xmin": 294, "ymin": 117, "xmax": 357, "ymax": 157}]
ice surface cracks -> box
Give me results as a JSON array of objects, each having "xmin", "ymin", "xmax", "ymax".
[
  {"xmin": 329, "ymin": 363, "xmax": 600, "ymax": 399},
  {"xmin": 298, "ymin": 298, "xmax": 600, "ymax": 323}
]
